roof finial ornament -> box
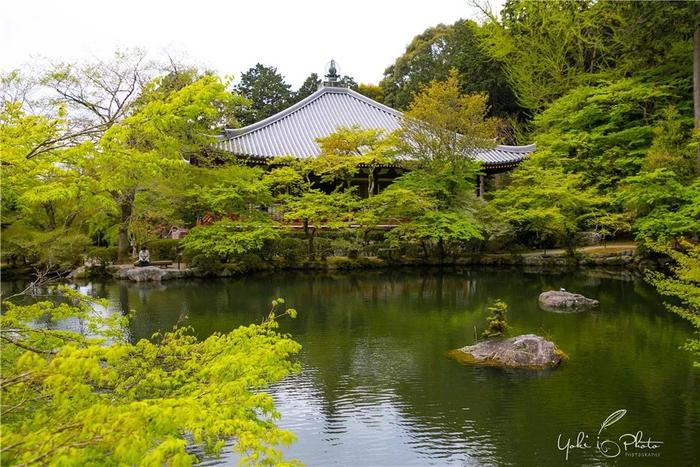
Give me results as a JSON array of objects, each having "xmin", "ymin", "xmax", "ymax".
[{"xmin": 323, "ymin": 59, "xmax": 342, "ymax": 88}]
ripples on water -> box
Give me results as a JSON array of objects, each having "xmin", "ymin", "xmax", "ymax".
[{"xmin": 7, "ymin": 269, "xmax": 697, "ymax": 466}]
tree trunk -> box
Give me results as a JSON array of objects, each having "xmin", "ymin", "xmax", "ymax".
[
  {"xmin": 43, "ymin": 202, "xmax": 56, "ymax": 230},
  {"xmin": 117, "ymin": 192, "xmax": 135, "ymax": 263},
  {"xmin": 309, "ymin": 228, "xmax": 316, "ymax": 259},
  {"xmin": 367, "ymin": 168, "xmax": 376, "ymax": 198},
  {"xmin": 694, "ymin": 25, "xmax": 700, "ymax": 130},
  {"xmin": 303, "ymin": 219, "xmax": 313, "ymax": 258}
]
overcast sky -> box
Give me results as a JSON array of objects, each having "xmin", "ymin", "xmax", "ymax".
[{"xmin": 1, "ymin": 0, "xmax": 503, "ymax": 88}]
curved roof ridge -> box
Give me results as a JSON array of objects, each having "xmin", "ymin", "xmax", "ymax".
[
  {"xmin": 217, "ymin": 87, "xmax": 536, "ymax": 167},
  {"xmin": 225, "ymin": 87, "xmax": 333, "ymax": 137},
  {"xmin": 495, "ymin": 143, "xmax": 537, "ymax": 153},
  {"xmin": 342, "ymin": 87, "xmax": 404, "ymax": 119},
  {"xmin": 224, "ymin": 86, "xmax": 401, "ymax": 139}
]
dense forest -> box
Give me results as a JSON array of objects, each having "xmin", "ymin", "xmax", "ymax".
[{"xmin": 1, "ymin": 1, "xmax": 699, "ymax": 463}]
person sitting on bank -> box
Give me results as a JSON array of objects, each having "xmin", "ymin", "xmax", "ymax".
[{"xmin": 137, "ymin": 246, "xmax": 150, "ymax": 267}]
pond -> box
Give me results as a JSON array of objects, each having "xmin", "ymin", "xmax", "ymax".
[{"xmin": 11, "ymin": 268, "xmax": 699, "ymax": 465}]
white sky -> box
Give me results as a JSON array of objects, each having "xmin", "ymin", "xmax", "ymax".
[{"xmin": 1, "ymin": 0, "xmax": 502, "ymax": 88}]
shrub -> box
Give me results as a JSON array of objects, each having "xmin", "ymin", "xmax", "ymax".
[
  {"xmin": 481, "ymin": 300, "xmax": 509, "ymax": 339},
  {"xmin": 147, "ymin": 239, "xmax": 181, "ymax": 260},
  {"xmin": 315, "ymin": 237, "xmax": 333, "ymax": 260},
  {"xmin": 237, "ymin": 253, "xmax": 269, "ymax": 272},
  {"xmin": 85, "ymin": 247, "xmax": 118, "ymax": 267},
  {"xmin": 274, "ymin": 237, "xmax": 307, "ymax": 262},
  {"xmin": 181, "ymin": 220, "xmax": 278, "ymax": 261},
  {"xmin": 190, "ymin": 254, "xmax": 224, "ymax": 273}
]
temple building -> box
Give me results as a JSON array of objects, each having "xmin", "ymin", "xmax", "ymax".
[{"xmin": 216, "ymin": 61, "xmax": 535, "ymax": 197}]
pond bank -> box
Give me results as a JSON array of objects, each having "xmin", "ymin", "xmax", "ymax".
[{"xmin": 58, "ymin": 243, "xmax": 660, "ymax": 282}]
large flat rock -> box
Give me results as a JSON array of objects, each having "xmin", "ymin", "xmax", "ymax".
[
  {"xmin": 450, "ymin": 334, "xmax": 567, "ymax": 369},
  {"xmin": 120, "ymin": 266, "xmax": 167, "ymax": 282},
  {"xmin": 538, "ymin": 290, "xmax": 598, "ymax": 312}
]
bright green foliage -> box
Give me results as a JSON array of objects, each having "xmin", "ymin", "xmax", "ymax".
[
  {"xmin": 184, "ymin": 165, "xmax": 272, "ymax": 218},
  {"xmin": 86, "ymin": 74, "xmax": 241, "ymax": 260},
  {"xmin": 234, "ymin": 64, "xmax": 293, "ymax": 125},
  {"xmin": 281, "ymin": 190, "xmax": 358, "ymax": 257},
  {"xmin": 616, "ymin": 106, "xmax": 699, "ymax": 245},
  {"xmin": 0, "ymin": 287, "xmax": 302, "ymax": 465},
  {"xmin": 391, "ymin": 167, "xmax": 478, "ymax": 211},
  {"xmin": 381, "ymin": 19, "xmax": 518, "ymax": 116},
  {"xmin": 481, "ymin": 300, "xmax": 509, "ymax": 339},
  {"xmin": 357, "ymin": 185, "xmax": 434, "ymax": 233},
  {"xmin": 618, "ymin": 170, "xmax": 700, "ymax": 245},
  {"xmin": 480, "ymin": 0, "xmax": 698, "ymax": 113},
  {"xmin": 480, "ymin": 0, "xmax": 618, "ymax": 112},
  {"xmin": 647, "ymin": 242, "xmax": 700, "ymax": 365},
  {"xmin": 532, "ymin": 78, "xmax": 677, "ymax": 192},
  {"xmin": 0, "ymin": 101, "xmax": 98, "ymax": 267},
  {"xmin": 490, "ymin": 153, "xmax": 603, "ymax": 249},
  {"xmin": 356, "ymin": 84, "xmax": 385, "ymax": 104},
  {"xmin": 387, "ymin": 209, "xmax": 484, "ymax": 257},
  {"xmin": 642, "ymin": 106, "xmax": 698, "ymax": 178},
  {"xmin": 263, "ymin": 165, "xmax": 307, "ymax": 197},
  {"xmin": 313, "ymin": 126, "xmax": 398, "ymax": 195},
  {"xmin": 398, "ymin": 69, "xmax": 497, "ymax": 173},
  {"xmin": 181, "ymin": 219, "xmax": 279, "ymax": 260},
  {"xmin": 2, "ymin": 66, "xmax": 249, "ymax": 265}
]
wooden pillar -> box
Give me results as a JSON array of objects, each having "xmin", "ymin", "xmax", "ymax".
[{"xmin": 477, "ymin": 175, "xmax": 486, "ymax": 197}]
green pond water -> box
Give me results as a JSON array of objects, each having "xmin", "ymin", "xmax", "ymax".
[{"xmin": 9, "ymin": 268, "xmax": 699, "ymax": 465}]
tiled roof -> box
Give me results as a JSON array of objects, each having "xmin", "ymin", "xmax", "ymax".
[{"xmin": 217, "ymin": 86, "xmax": 534, "ymax": 167}]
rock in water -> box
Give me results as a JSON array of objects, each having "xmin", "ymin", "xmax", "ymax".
[
  {"xmin": 450, "ymin": 334, "xmax": 567, "ymax": 369},
  {"xmin": 124, "ymin": 266, "xmax": 167, "ymax": 282},
  {"xmin": 538, "ymin": 290, "xmax": 599, "ymax": 312}
]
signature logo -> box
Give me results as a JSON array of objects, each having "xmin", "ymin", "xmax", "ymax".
[{"xmin": 557, "ymin": 409, "xmax": 663, "ymax": 460}]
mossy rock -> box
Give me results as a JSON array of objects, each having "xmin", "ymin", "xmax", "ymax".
[{"xmin": 449, "ymin": 334, "xmax": 568, "ymax": 370}]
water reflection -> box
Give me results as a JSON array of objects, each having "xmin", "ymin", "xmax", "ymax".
[{"xmin": 34, "ymin": 269, "xmax": 700, "ymax": 465}]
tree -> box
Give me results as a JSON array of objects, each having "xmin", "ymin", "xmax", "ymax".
[
  {"xmin": 337, "ymin": 75, "xmax": 358, "ymax": 90},
  {"xmin": 481, "ymin": 300, "xmax": 509, "ymax": 339},
  {"xmin": 647, "ymin": 242, "xmax": 700, "ymax": 365},
  {"xmin": 387, "ymin": 209, "xmax": 484, "ymax": 258},
  {"xmin": 397, "ymin": 69, "xmax": 498, "ymax": 175},
  {"xmin": 234, "ymin": 64, "xmax": 292, "ymax": 125},
  {"xmin": 356, "ymin": 184, "xmax": 434, "ymax": 241},
  {"xmin": 381, "ymin": 19, "xmax": 518, "ymax": 116},
  {"xmin": 490, "ymin": 152, "xmax": 602, "ymax": 251},
  {"xmin": 263, "ymin": 165, "xmax": 307, "ymax": 197},
  {"xmin": 618, "ymin": 169, "xmax": 700, "ymax": 246},
  {"xmin": 642, "ymin": 106, "xmax": 698, "ymax": 180},
  {"xmin": 87, "ymin": 74, "xmax": 245, "ymax": 261},
  {"xmin": 281, "ymin": 190, "xmax": 357, "ymax": 257},
  {"xmin": 477, "ymin": 0, "xmax": 699, "ymax": 113},
  {"xmin": 0, "ymin": 100, "xmax": 97, "ymax": 268},
  {"xmin": 293, "ymin": 72, "xmax": 321, "ymax": 103},
  {"xmin": 617, "ymin": 107, "xmax": 699, "ymax": 246},
  {"xmin": 477, "ymin": 0, "xmax": 616, "ymax": 112},
  {"xmin": 356, "ymin": 84, "xmax": 385, "ymax": 103},
  {"xmin": 181, "ymin": 218, "xmax": 279, "ymax": 262},
  {"xmin": 531, "ymin": 78, "xmax": 676, "ymax": 193},
  {"xmin": 183, "ymin": 164, "xmax": 272, "ymax": 219},
  {"xmin": 2, "ymin": 54, "xmax": 249, "ymax": 265},
  {"xmin": 314, "ymin": 126, "xmax": 398, "ymax": 196},
  {"xmin": 0, "ymin": 285, "xmax": 301, "ymax": 465}
]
